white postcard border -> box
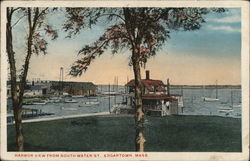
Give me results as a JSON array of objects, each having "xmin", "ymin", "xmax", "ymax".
[{"xmin": 1, "ymin": 1, "xmax": 249, "ymax": 161}]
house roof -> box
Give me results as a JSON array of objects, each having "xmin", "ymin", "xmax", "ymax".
[
  {"xmin": 51, "ymin": 81, "xmax": 96, "ymax": 87},
  {"xmin": 142, "ymin": 94, "xmax": 177, "ymax": 100},
  {"xmin": 126, "ymin": 79, "xmax": 166, "ymax": 92},
  {"xmin": 27, "ymin": 85, "xmax": 44, "ymax": 90}
]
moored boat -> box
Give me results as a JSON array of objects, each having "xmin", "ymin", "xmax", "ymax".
[
  {"xmin": 32, "ymin": 100, "xmax": 47, "ymax": 105},
  {"xmin": 203, "ymin": 80, "xmax": 219, "ymax": 102},
  {"xmin": 72, "ymin": 95, "xmax": 85, "ymax": 98},
  {"xmin": 64, "ymin": 99, "xmax": 78, "ymax": 103},
  {"xmin": 203, "ymin": 97, "xmax": 219, "ymax": 101},
  {"xmin": 218, "ymin": 109, "xmax": 233, "ymax": 113},
  {"xmin": 85, "ymin": 101, "xmax": 99, "ymax": 105}
]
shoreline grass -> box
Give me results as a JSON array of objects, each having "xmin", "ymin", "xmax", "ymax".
[{"xmin": 7, "ymin": 115, "xmax": 241, "ymax": 152}]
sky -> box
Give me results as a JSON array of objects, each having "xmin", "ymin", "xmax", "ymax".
[{"xmin": 11, "ymin": 8, "xmax": 241, "ymax": 85}]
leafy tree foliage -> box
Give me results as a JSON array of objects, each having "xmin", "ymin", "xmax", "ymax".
[{"xmin": 64, "ymin": 8, "xmax": 225, "ymax": 76}]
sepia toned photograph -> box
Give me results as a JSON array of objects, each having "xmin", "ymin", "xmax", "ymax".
[{"xmin": 0, "ymin": 1, "xmax": 249, "ymax": 161}]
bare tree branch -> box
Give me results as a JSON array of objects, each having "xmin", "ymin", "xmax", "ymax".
[
  {"xmin": 11, "ymin": 14, "xmax": 26, "ymax": 28},
  {"xmin": 11, "ymin": 7, "xmax": 21, "ymax": 14}
]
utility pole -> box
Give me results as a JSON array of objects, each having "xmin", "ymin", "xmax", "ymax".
[{"xmin": 117, "ymin": 76, "xmax": 119, "ymax": 93}]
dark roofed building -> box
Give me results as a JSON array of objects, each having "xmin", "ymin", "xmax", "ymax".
[
  {"xmin": 126, "ymin": 79, "xmax": 166, "ymax": 94},
  {"xmin": 51, "ymin": 81, "xmax": 97, "ymax": 96},
  {"xmin": 125, "ymin": 70, "xmax": 183, "ymax": 116},
  {"xmin": 126, "ymin": 70, "xmax": 166, "ymax": 94},
  {"xmin": 51, "ymin": 81, "xmax": 95, "ymax": 87},
  {"xmin": 24, "ymin": 85, "xmax": 47, "ymax": 97}
]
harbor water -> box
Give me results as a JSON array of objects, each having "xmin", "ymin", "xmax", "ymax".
[
  {"xmin": 7, "ymin": 86, "xmax": 242, "ymax": 120},
  {"xmin": 172, "ymin": 88, "xmax": 241, "ymax": 118}
]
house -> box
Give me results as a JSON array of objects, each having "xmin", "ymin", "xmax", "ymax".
[
  {"xmin": 24, "ymin": 85, "xmax": 47, "ymax": 97},
  {"xmin": 125, "ymin": 70, "xmax": 184, "ymax": 116},
  {"xmin": 7, "ymin": 80, "xmax": 50, "ymax": 98},
  {"xmin": 8, "ymin": 79, "xmax": 96, "ymax": 97}
]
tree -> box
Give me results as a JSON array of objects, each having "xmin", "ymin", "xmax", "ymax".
[
  {"xmin": 6, "ymin": 7, "xmax": 57, "ymax": 151},
  {"xmin": 63, "ymin": 7, "xmax": 225, "ymax": 152}
]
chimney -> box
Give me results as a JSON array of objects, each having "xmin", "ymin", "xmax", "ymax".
[
  {"xmin": 146, "ymin": 70, "xmax": 150, "ymax": 80},
  {"xmin": 167, "ymin": 78, "xmax": 170, "ymax": 95}
]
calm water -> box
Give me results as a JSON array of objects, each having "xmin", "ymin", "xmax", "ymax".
[
  {"xmin": 8, "ymin": 86, "xmax": 242, "ymax": 119},
  {"xmin": 172, "ymin": 88, "xmax": 241, "ymax": 118}
]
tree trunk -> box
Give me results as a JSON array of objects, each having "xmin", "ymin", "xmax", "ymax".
[
  {"xmin": 132, "ymin": 51, "xmax": 146, "ymax": 152},
  {"xmin": 14, "ymin": 103, "xmax": 24, "ymax": 151},
  {"xmin": 6, "ymin": 8, "xmax": 25, "ymax": 151},
  {"xmin": 6, "ymin": 7, "xmax": 43, "ymax": 151},
  {"xmin": 122, "ymin": 8, "xmax": 146, "ymax": 151}
]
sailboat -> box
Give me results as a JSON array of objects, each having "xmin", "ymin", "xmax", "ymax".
[
  {"xmin": 230, "ymin": 89, "xmax": 241, "ymax": 108},
  {"xmin": 203, "ymin": 80, "xmax": 219, "ymax": 101},
  {"xmin": 218, "ymin": 88, "xmax": 234, "ymax": 113},
  {"xmin": 64, "ymin": 99, "xmax": 78, "ymax": 103}
]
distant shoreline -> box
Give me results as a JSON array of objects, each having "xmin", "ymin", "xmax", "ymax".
[
  {"xmin": 169, "ymin": 85, "xmax": 241, "ymax": 89},
  {"xmin": 97, "ymin": 84, "xmax": 241, "ymax": 89},
  {"xmin": 8, "ymin": 80, "xmax": 241, "ymax": 89},
  {"xmin": 96, "ymin": 84, "xmax": 241, "ymax": 89}
]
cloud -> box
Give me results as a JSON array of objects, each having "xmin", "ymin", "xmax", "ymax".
[
  {"xmin": 207, "ymin": 15, "xmax": 240, "ymax": 23},
  {"xmin": 206, "ymin": 8, "xmax": 241, "ymax": 24},
  {"xmin": 205, "ymin": 24, "xmax": 240, "ymax": 33}
]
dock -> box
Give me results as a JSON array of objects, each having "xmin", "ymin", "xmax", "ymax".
[{"xmin": 8, "ymin": 112, "xmax": 110, "ymax": 125}]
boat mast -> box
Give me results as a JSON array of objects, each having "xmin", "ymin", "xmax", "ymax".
[
  {"xmin": 202, "ymin": 85, "xmax": 205, "ymax": 99},
  {"xmin": 59, "ymin": 67, "xmax": 64, "ymax": 95},
  {"xmin": 117, "ymin": 76, "xmax": 119, "ymax": 93},
  {"xmin": 109, "ymin": 83, "xmax": 111, "ymax": 113},
  {"xmin": 113, "ymin": 77, "xmax": 116, "ymax": 92},
  {"xmin": 231, "ymin": 87, "xmax": 233, "ymax": 108},
  {"xmin": 215, "ymin": 80, "xmax": 218, "ymax": 99}
]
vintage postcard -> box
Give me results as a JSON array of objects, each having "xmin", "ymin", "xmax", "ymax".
[{"xmin": 0, "ymin": 0, "xmax": 249, "ymax": 161}]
